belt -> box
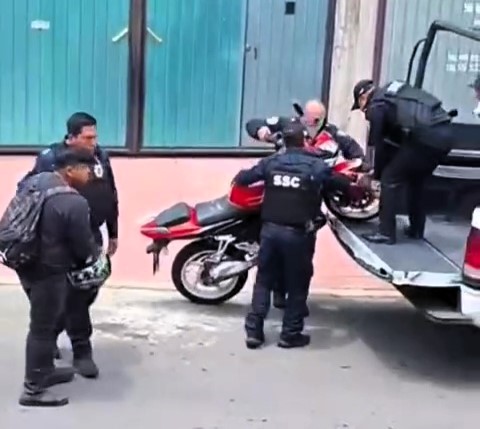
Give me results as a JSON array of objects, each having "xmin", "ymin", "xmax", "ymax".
[{"xmin": 264, "ymin": 221, "xmax": 306, "ymax": 232}]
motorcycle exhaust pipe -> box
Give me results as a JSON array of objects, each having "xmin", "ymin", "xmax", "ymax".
[{"xmin": 208, "ymin": 259, "xmax": 257, "ymax": 282}]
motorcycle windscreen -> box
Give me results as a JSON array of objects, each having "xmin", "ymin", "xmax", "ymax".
[{"xmin": 328, "ymin": 214, "xmax": 465, "ymax": 288}]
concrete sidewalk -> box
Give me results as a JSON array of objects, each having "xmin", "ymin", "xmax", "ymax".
[{"xmin": 1, "ymin": 285, "xmax": 480, "ymax": 429}]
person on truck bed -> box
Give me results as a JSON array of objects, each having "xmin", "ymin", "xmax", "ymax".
[{"xmin": 351, "ymin": 79, "xmax": 455, "ymax": 245}]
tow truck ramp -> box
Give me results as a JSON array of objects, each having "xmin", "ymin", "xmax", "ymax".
[{"xmin": 327, "ymin": 215, "xmax": 480, "ymax": 324}]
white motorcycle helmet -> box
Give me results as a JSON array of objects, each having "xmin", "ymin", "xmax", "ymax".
[{"xmin": 68, "ymin": 253, "xmax": 112, "ymax": 290}]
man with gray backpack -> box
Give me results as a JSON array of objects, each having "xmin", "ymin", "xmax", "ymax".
[{"xmin": 0, "ymin": 148, "xmax": 100, "ymax": 407}]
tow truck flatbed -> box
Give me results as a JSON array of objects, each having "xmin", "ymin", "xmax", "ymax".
[
  {"xmin": 328, "ymin": 215, "xmax": 466, "ymax": 288},
  {"xmin": 328, "ymin": 214, "xmax": 480, "ymax": 325}
]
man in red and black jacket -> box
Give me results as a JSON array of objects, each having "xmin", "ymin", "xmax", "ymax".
[{"xmin": 246, "ymin": 100, "xmax": 366, "ymax": 162}]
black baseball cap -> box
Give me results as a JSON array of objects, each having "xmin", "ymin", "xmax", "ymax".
[
  {"xmin": 283, "ymin": 121, "xmax": 305, "ymax": 147},
  {"xmin": 351, "ymin": 79, "xmax": 375, "ymax": 110},
  {"xmin": 54, "ymin": 147, "xmax": 96, "ymax": 170},
  {"xmin": 469, "ymin": 74, "xmax": 480, "ymax": 91}
]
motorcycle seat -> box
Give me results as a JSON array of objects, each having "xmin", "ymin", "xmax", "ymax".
[
  {"xmin": 195, "ymin": 195, "xmax": 245, "ymax": 226},
  {"xmin": 155, "ymin": 202, "xmax": 191, "ymax": 228}
]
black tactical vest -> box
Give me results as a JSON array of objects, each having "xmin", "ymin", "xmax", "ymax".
[
  {"xmin": 79, "ymin": 156, "xmax": 114, "ymax": 230},
  {"xmin": 261, "ymin": 165, "xmax": 319, "ymax": 227},
  {"xmin": 373, "ymin": 81, "xmax": 451, "ymax": 130}
]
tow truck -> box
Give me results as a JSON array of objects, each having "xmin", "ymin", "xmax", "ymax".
[{"xmin": 329, "ymin": 21, "xmax": 480, "ymax": 324}]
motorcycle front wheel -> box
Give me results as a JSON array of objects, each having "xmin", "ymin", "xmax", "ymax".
[
  {"xmin": 325, "ymin": 190, "xmax": 380, "ymax": 222},
  {"xmin": 171, "ymin": 240, "xmax": 248, "ymax": 305}
]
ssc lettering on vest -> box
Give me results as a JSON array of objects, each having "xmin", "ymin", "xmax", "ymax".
[{"xmin": 273, "ymin": 174, "xmax": 301, "ymax": 188}]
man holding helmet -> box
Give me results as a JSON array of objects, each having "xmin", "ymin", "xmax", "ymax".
[{"xmin": 14, "ymin": 148, "xmax": 101, "ymax": 407}]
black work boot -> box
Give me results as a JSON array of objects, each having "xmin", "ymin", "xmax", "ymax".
[
  {"xmin": 363, "ymin": 182, "xmax": 399, "ymax": 245},
  {"xmin": 19, "ymin": 380, "xmax": 69, "ymax": 407},
  {"xmin": 73, "ymin": 351, "xmax": 99, "ymax": 379},
  {"xmin": 273, "ymin": 292, "xmax": 286, "ymax": 309},
  {"xmin": 246, "ymin": 336, "xmax": 264, "ymax": 349},
  {"xmin": 245, "ymin": 331, "xmax": 265, "ymax": 349},
  {"xmin": 403, "ymin": 225, "xmax": 423, "ymax": 239},
  {"xmin": 19, "ymin": 391, "xmax": 69, "ymax": 407},
  {"xmin": 44, "ymin": 367, "xmax": 75, "ymax": 387},
  {"xmin": 362, "ymin": 232, "xmax": 396, "ymax": 245},
  {"xmin": 278, "ymin": 333, "xmax": 311, "ymax": 349}
]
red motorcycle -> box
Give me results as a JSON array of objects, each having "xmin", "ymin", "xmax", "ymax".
[{"xmin": 140, "ymin": 130, "xmax": 379, "ymax": 305}]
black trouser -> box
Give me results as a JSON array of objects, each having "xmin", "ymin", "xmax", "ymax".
[
  {"xmin": 245, "ymin": 222, "xmax": 315, "ymax": 339},
  {"xmin": 273, "ymin": 233, "xmax": 317, "ymax": 311},
  {"xmin": 20, "ymin": 273, "xmax": 68, "ymax": 393},
  {"xmin": 55, "ymin": 229, "xmax": 103, "ymax": 358},
  {"xmin": 379, "ymin": 139, "xmax": 449, "ymax": 238},
  {"xmin": 55, "ymin": 287, "xmax": 99, "ymax": 358}
]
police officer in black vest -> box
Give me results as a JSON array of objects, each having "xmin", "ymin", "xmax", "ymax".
[
  {"xmin": 18, "ymin": 112, "xmax": 119, "ymax": 378},
  {"xmin": 351, "ymin": 79, "xmax": 454, "ymax": 244},
  {"xmin": 233, "ymin": 121, "xmax": 332, "ymax": 349}
]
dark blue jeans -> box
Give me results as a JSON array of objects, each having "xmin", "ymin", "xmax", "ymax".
[{"xmin": 245, "ymin": 222, "xmax": 314, "ymax": 339}]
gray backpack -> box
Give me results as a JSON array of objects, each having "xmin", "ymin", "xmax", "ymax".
[{"xmin": 0, "ymin": 173, "xmax": 74, "ymax": 270}]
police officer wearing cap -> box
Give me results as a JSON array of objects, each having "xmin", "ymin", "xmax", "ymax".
[
  {"xmin": 18, "ymin": 112, "xmax": 119, "ymax": 379},
  {"xmin": 246, "ymin": 101, "xmax": 367, "ymax": 309},
  {"xmin": 233, "ymin": 121, "xmax": 332, "ymax": 349},
  {"xmin": 351, "ymin": 79, "xmax": 454, "ymax": 244}
]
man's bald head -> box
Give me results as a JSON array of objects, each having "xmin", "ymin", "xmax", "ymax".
[{"xmin": 304, "ymin": 99, "xmax": 326, "ymax": 127}]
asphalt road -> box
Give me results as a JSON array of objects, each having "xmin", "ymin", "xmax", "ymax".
[{"xmin": 1, "ymin": 285, "xmax": 480, "ymax": 429}]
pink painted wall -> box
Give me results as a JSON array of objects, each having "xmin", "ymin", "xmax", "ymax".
[{"xmin": 0, "ymin": 156, "xmax": 384, "ymax": 290}]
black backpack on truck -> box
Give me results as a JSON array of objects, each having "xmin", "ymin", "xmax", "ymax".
[
  {"xmin": 375, "ymin": 80, "xmax": 452, "ymax": 130},
  {"xmin": 0, "ymin": 172, "xmax": 74, "ymax": 270}
]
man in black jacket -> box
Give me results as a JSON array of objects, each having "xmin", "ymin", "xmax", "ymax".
[
  {"xmin": 246, "ymin": 100, "xmax": 366, "ymax": 308},
  {"xmin": 18, "ymin": 148, "xmax": 100, "ymax": 407},
  {"xmin": 234, "ymin": 122, "xmax": 332, "ymax": 349},
  {"xmin": 18, "ymin": 112, "xmax": 119, "ymax": 378}
]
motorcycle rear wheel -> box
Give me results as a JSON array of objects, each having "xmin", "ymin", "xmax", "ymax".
[{"xmin": 171, "ymin": 240, "xmax": 248, "ymax": 305}]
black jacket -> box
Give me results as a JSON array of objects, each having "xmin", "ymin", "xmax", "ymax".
[
  {"xmin": 30, "ymin": 173, "xmax": 98, "ymax": 275},
  {"xmin": 365, "ymin": 88, "xmax": 453, "ymax": 179},
  {"xmin": 18, "ymin": 142, "xmax": 119, "ymax": 238}
]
